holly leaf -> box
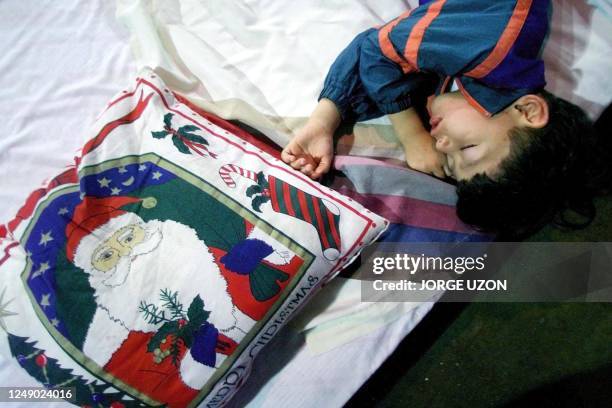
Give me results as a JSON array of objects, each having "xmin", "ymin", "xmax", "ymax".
[
  {"xmin": 187, "ymin": 295, "xmax": 210, "ymax": 329},
  {"xmin": 178, "ymin": 125, "xmax": 200, "ymax": 133},
  {"xmin": 180, "ymin": 131, "xmax": 209, "ymax": 145},
  {"xmin": 182, "ymin": 296, "xmax": 210, "ymax": 348},
  {"xmin": 172, "ymin": 135, "xmax": 191, "ymax": 154},
  {"xmin": 163, "ymin": 113, "xmax": 174, "ymax": 128},
  {"xmin": 187, "ymin": 295, "xmax": 204, "ymax": 321},
  {"xmin": 151, "ymin": 130, "xmax": 169, "ymax": 139},
  {"xmin": 256, "ymin": 171, "xmax": 268, "ymax": 187},
  {"xmin": 246, "ymin": 184, "xmax": 262, "ymax": 198},
  {"xmin": 252, "ymin": 195, "xmax": 270, "ymax": 212},
  {"xmin": 179, "ymin": 327, "xmax": 195, "ymax": 349},
  {"xmin": 147, "ymin": 321, "xmax": 179, "ymax": 352}
]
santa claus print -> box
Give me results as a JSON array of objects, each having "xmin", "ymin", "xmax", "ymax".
[
  {"xmin": 64, "ymin": 194, "xmax": 296, "ymax": 391},
  {"xmin": 17, "ymin": 157, "xmax": 308, "ymax": 407}
]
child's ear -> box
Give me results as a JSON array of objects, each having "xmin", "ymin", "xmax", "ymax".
[{"xmin": 511, "ymin": 94, "xmax": 549, "ymax": 128}]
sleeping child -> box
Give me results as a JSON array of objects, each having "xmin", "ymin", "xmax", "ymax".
[{"xmin": 281, "ymin": 0, "xmax": 607, "ymax": 238}]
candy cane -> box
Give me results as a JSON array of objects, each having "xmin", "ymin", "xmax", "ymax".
[
  {"xmin": 219, "ymin": 164, "xmax": 258, "ymax": 188},
  {"xmin": 184, "ymin": 139, "xmax": 218, "ymax": 159}
]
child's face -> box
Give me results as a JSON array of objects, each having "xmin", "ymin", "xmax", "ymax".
[{"xmin": 429, "ymin": 91, "xmax": 517, "ymax": 181}]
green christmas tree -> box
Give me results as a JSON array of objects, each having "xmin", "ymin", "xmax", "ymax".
[{"xmin": 8, "ymin": 333, "xmax": 149, "ymax": 408}]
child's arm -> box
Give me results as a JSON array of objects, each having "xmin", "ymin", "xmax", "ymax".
[
  {"xmin": 281, "ymin": 98, "xmax": 340, "ymax": 180},
  {"xmin": 282, "ymin": 18, "xmax": 443, "ymax": 179},
  {"xmin": 389, "ymin": 108, "xmax": 446, "ymax": 178}
]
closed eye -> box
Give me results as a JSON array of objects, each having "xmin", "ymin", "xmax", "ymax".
[
  {"xmin": 460, "ymin": 144, "xmax": 482, "ymax": 165},
  {"xmin": 460, "ymin": 144, "xmax": 476, "ymax": 151}
]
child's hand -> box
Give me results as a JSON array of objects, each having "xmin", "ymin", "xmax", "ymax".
[
  {"xmin": 388, "ymin": 108, "xmax": 446, "ymax": 178},
  {"xmin": 402, "ymin": 130, "xmax": 446, "ymax": 178},
  {"xmin": 281, "ymin": 120, "xmax": 334, "ymax": 179},
  {"xmin": 281, "ymin": 99, "xmax": 340, "ymax": 180}
]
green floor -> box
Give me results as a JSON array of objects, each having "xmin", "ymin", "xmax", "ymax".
[{"xmin": 348, "ymin": 195, "xmax": 612, "ymax": 408}]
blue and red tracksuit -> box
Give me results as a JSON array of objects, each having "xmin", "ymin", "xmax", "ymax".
[{"xmin": 320, "ymin": 0, "xmax": 551, "ymax": 121}]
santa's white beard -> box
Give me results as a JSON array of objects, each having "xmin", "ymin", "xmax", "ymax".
[{"xmin": 87, "ymin": 219, "xmax": 245, "ymax": 339}]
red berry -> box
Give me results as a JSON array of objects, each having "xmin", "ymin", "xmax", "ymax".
[
  {"xmin": 35, "ymin": 354, "xmax": 47, "ymax": 367},
  {"xmin": 178, "ymin": 319, "xmax": 187, "ymax": 328},
  {"xmin": 110, "ymin": 402, "xmax": 125, "ymax": 408}
]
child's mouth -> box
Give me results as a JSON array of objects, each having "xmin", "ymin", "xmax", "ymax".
[{"xmin": 429, "ymin": 116, "xmax": 442, "ymax": 135}]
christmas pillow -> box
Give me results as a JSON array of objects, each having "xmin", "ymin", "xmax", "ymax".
[{"xmin": 0, "ymin": 69, "xmax": 387, "ymax": 408}]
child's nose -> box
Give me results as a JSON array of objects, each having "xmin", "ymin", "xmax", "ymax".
[{"xmin": 435, "ymin": 135, "xmax": 451, "ymax": 152}]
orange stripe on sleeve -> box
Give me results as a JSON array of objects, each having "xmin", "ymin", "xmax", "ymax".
[
  {"xmin": 456, "ymin": 79, "xmax": 491, "ymax": 117},
  {"xmin": 377, "ymin": 10, "xmax": 414, "ymax": 74},
  {"xmin": 403, "ymin": 0, "xmax": 447, "ymax": 70},
  {"xmin": 440, "ymin": 75, "xmax": 452, "ymax": 92},
  {"xmin": 465, "ymin": 0, "xmax": 532, "ymax": 78}
]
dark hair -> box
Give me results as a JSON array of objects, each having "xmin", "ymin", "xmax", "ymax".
[{"xmin": 455, "ymin": 91, "xmax": 611, "ymax": 240}]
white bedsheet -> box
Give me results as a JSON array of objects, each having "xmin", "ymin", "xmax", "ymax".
[{"xmin": 0, "ymin": 0, "xmax": 136, "ymax": 220}]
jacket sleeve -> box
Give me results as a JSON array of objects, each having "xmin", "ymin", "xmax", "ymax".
[{"xmin": 319, "ymin": 27, "xmax": 434, "ymax": 123}]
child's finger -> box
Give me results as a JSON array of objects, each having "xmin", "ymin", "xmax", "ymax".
[
  {"xmin": 281, "ymin": 147, "xmax": 297, "ymax": 163},
  {"xmin": 289, "ymin": 157, "xmax": 307, "ymax": 170},
  {"xmin": 301, "ymin": 164, "xmax": 314, "ymax": 176},
  {"xmin": 311, "ymin": 156, "xmax": 332, "ymax": 179}
]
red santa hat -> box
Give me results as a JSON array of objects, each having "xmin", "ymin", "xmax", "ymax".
[{"xmin": 65, "ymin": 195, "xmax": 157, "ymax": 267}]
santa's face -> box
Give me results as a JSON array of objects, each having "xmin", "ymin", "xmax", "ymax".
[
  {"xmin": 91, "ymin": 224, "xmax": 146, "ymax": 272},
  {"xmin": 87, "ymin": 220, "xmax": 163, "ymax": 287}
]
